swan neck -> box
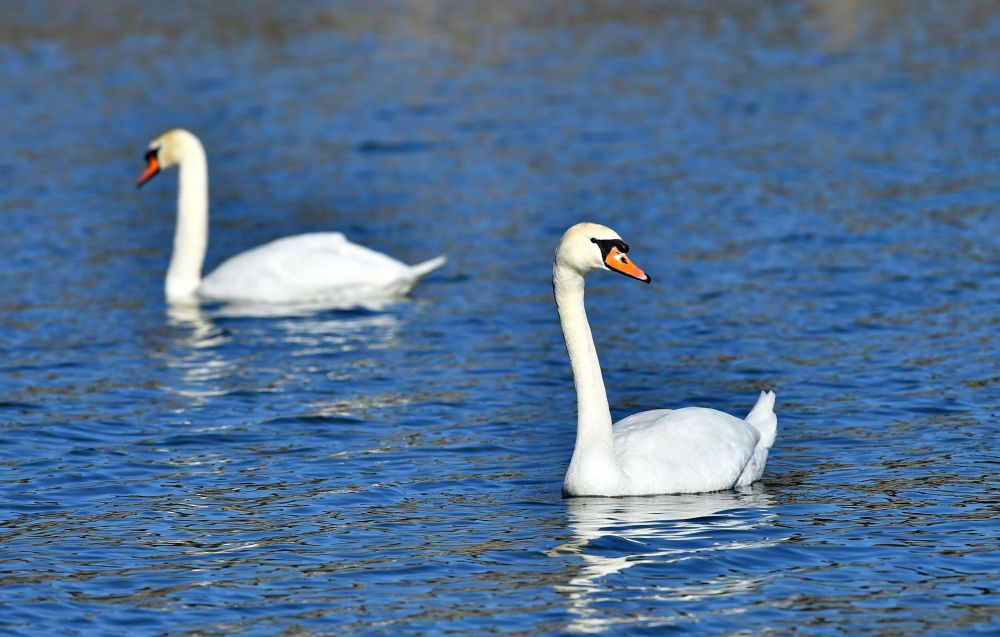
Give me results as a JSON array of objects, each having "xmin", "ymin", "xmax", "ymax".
[
  {"xmin": 167, "ymin": 145, "xmax": 208, "ymax": 302},
  {"xmin": 554, "ymin": 265, "xmax": 616, "ymax": 468}
]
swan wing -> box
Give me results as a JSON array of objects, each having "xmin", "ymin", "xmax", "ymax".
[
  {"xmin": 612, "ymin": 407, "xmax": 759, "ymax": 494},
  {"xmin": 198, "ymin": 232, "xmax": 436, "ymax": 303}
]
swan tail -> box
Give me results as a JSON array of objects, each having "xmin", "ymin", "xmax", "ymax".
[
  {"xmin": 746, "ymin": 390, "xmax": 776, "ymax": 436},
  {"xmin": 737, "ymin": 390, "xmax": 777, "ymax": 487},
  {"xmin": 408, "ymin": 255, "xmax": 447, "ymax": 280}
]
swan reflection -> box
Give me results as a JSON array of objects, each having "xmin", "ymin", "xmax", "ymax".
[
  {"xmin": 553, "ymin": 488, "xmax": 779, "ymax": 633},
  {"xmin": 203, "ymin": 296, "xmax": 404, "ymax": 319},
  {"xmin": 162, "ymin": 301, "xmax": 403, "ymax": 403},
  {"xmin": 167, "ymin": 302, "xmax": 226, "ymax": 346},
  {"xmin": 162, "ymin": 302, "xmax": 231, "ymax": 402}
]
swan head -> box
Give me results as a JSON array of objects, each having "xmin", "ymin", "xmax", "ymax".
[
  {"xmin": 555, "ymin": 222, "xmax": 651, "ymax": 284},
  {"xmin": 136, "ymin": 129, "xmax": 204, "ymax": 188}
]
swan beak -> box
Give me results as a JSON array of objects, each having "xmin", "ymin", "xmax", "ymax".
[
  {"xmin": 136, "ymin": 155, "xmax": 160, "ymax": 188},
  {"xmin": 605, "ymin": 246, "xmax": 651, "ymax": 284}
]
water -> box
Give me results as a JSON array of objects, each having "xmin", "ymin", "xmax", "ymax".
[{"xmin": 1, "ymin": 1, "xmax": 999, "ymax": 634}]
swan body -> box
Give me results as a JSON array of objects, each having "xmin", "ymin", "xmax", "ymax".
[
  {"xmin": 137, "ymin": 129, "xmax": 445, "ymax": 305},
  {"xmin": 196, "ymin": 233, "xmax": 446, "ymax": 304},
  {"xmin": 554, "ymin": 222, "xmax": 777, "ymax": 497}
]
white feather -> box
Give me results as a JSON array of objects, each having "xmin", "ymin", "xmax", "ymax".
[
  {"xmin": 138, "ymin": 129, "xmax": 445, "ymax": 306},
  {"xmin": 554, "ymin": 223, "xmax": 777, "ymax": 496}
]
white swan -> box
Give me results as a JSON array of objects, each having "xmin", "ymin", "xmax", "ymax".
[
  {"xmin": 136, "ymin": 129, "xmax": 446, "ymax": 305},
  {"xmin": 553, "ymin": 222, "xmax": 777, "ymax": 497}
]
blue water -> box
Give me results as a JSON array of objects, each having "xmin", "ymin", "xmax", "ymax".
[{"xmin": 2, "ymin": 2, "xmax": 999, "ymax": 634}]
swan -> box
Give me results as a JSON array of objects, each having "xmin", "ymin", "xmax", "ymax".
[
  {"xmin": 553, "ymin": 222, "xmax": 777, "ymax": 497},
  {"xmin": 136, "ymin": 129, "xmax": 446, "ymax": 305}
]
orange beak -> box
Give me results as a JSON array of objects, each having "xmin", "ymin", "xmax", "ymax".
[
  {"xmin": 604, "ymin": 246, "xmax": 651, "ymax": 284},
  {"xmin": 136, "ymin": 155, "xmax": 160, "ymax": 188}
]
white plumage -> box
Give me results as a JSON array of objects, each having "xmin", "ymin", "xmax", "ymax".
[
  {"xmin": 198, "ymin": 233, "xmax": 446, "ymax": 305},
  {"xmin": 554, "ymin": 222, "xmax": 777, "ymax": 497},
  {"xmin": 137, "ymin": 129, "xmax": 445, "ymax": 306}
]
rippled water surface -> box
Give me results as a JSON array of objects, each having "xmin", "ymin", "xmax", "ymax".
[{"xmin": 2, "ymin": 1, "xmax": 999, "ymax": 634}]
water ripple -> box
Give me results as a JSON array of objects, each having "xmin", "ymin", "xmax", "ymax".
[{"xmin": 1, "ymin": 1, "xmax": 999, "ymax": 635}]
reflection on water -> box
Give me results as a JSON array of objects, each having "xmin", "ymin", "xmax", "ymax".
[
  {"xmin": 166, "ymin": 303, "xmax": 227, "ymax": 348},
  {"xmin": 553, "ymin": 489, "xmax": 778, "ymax": 633},
  {"xmin": 162, "ymin": 302, "xmax": 402, "ymax": 402},
  {"xmin": 1, "ymin": 0, "xmax": 999, "ymax": 634},
  {"xmin": 201, "ymin": 297, "xmax": 405, "ymax": 319}
]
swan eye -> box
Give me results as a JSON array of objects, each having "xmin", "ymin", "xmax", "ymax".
[
  {"xmin": 592, "ymin": 238, "xmax": 629, "ymax": 258},
  {"xmin": 144, "ymin": 148, "xmax": 159, "ymax": 161}
]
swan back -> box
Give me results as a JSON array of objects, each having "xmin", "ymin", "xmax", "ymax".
[
  {"xmin": 198, "ymin": 232, "xmax": 439, "ymax": 304},
  {"xmin": 612, "ymin": 408, "xmax": 759, "ymax": 495}
]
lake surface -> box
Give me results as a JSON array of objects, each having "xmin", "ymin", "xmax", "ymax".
[{"xmin": 1, "ymin": 1, "xmax": 998, "ymax": 634}]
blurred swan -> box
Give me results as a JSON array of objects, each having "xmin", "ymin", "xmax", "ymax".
[
  {"xmin": 553, "ymin": 223, "xmax": 777, "ymax": 497},
  {"xmin": 136, "ymin": 129, "xmax": 446, "ymax": 305}
]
